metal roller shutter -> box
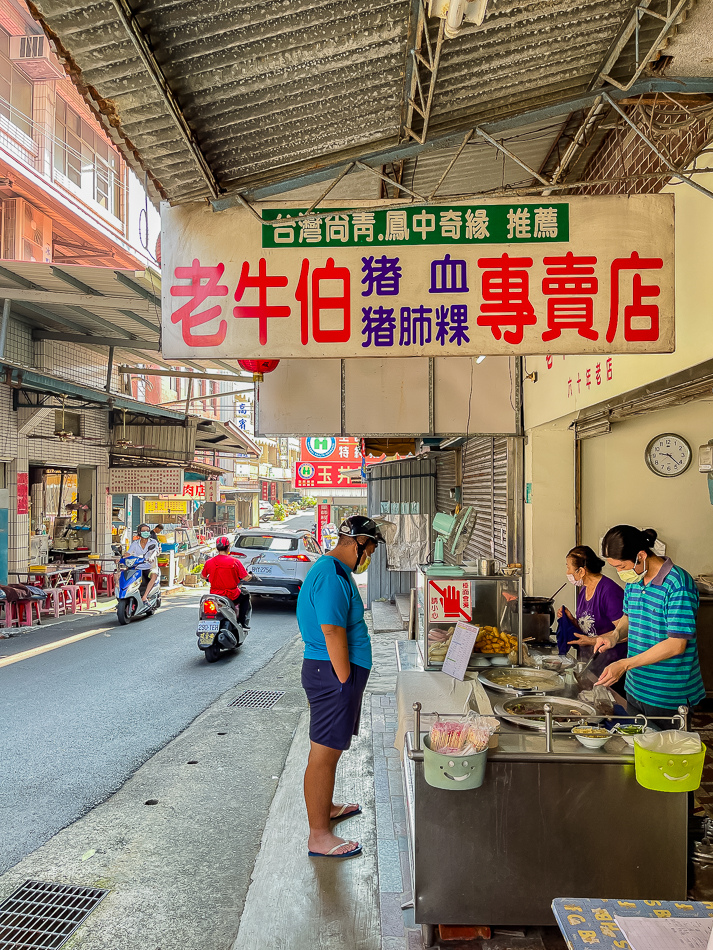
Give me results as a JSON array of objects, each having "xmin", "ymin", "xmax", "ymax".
[
  {"xmin": 435, "ymin": 451, "xmax": 457, "ymax": 514},
  {"xmin": 461, "ymin": 437, "xmax": 510, "ymax": 564}
]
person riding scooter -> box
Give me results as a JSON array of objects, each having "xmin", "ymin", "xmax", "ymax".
[
  {"xmin": 201, "ymin": 537, "xmax": 253, "ymax": 628},
  {"xmin": 127, "ymin": 524, "xmax": 161, "ymax": 603}
]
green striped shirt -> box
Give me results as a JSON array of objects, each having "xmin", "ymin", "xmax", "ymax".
[{"xmin": 623, "ymin": 559, "xmax": 704, "ymax": 709}]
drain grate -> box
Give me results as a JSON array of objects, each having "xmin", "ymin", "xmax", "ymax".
[
  {"xmin": 0, "ymin": 879, "xmax": 108, "ymax": 949},
  {"xmin": 228, "ymin": 689, "xmax": 285, "ymax": 709}
]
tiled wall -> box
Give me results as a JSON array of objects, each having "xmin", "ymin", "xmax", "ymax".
[{"xmin": 5, "ymin": 319, "xmax": 33, "ymax": 366}]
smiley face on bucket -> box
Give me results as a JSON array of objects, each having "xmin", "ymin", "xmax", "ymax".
[
  {"xmin": 440, "ymin": 759, "xmax": 475, "ymax": 782},
  {"xmin": 659, "ymin": 757, "xmax": 691, "ymax": 783}
]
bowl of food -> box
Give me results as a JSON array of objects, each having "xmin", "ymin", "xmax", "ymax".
[
  {"xmin": 572, "ymin": 725, "xmax": 611, "ymax": 749},
  {"xmin": 489, "ymin": 655, "xmax": 511, "ymax": 667},
  {"xmin": 613, "ymin": 723, "xmax": 653, "ymax": 747},
  {"xmin": 469, "ymin": 654, "xmax": 491, "ymax": 668}
]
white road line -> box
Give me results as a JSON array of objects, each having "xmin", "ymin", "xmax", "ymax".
[{"xmin": 0, "ymin": 626, "xmax": 114, "ymax": 669}]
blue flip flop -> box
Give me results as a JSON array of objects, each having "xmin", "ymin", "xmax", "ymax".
[
  {"xmin": 330, "ymin": 804, "xmax": 362, "ymax": 823},
  {"xmin": 308, "ymin": 843, "xmax": 363, "ymax": 858}
]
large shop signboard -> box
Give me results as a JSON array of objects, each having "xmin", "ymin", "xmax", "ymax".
[
  {"xmin": 109, "ymin": 468, "xmax": 184, "ymax": 495},
  {"xmin": 162, "ymin": 195, "xmax": 674, "ymax": 359},
  {"xmin": 295, "ymin": 437, "xmax": 364, "ymax": 490}
]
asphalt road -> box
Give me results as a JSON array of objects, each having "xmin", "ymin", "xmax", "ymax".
[{"xmin": 0, "ymin": 590, "xmax": 301, "ymax": 874}]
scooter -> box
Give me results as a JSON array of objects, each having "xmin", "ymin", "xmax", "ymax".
[
  {"xmin": 196, "ymin": 592, "xmax": 249, "ymax": 663},
  {"xmin": 116, "ymin": 555, "xmax": 161, "ymax": 624}
]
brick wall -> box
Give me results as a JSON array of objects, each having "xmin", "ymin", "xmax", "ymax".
[{"xmin": 576, "ymin": 97, "xmax": 713, "ymax": 196}]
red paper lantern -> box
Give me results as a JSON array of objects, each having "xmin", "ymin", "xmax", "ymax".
[{"xmin": 237, "ymin": 359, "xmax": 280, "ymax": 382}]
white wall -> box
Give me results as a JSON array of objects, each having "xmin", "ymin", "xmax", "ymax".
[
  {"xmin": 581, "ymin": 399, "xmax": 713, "ymax": 578},
  {"xmin": 524, "ymin": 415, "xmax": 578, "ymax": 610}
]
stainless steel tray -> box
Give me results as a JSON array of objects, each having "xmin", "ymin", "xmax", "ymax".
[
  {"xmin": 478, "ymin": 666, "xmax": 564, "ymax": 695},
  {"xmin": 494, "ymin": 695, "xmax": 597, "ymax": 731}
]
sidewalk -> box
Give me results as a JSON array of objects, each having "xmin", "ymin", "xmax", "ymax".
[{"xmin": 232, "ymin": 617, "xmax": 422, "ymax": 950}]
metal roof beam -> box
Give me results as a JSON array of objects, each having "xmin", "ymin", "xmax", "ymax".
[
  {"xmin": 113, "ymin": 271, "xmax": 161, "ymax": 308},
  {"xmin": 50, "ymin": 264, "xmax": 160, "ymax": 337},
  {"xmin": 213, "ymin": 78, "xmax": 713, "ymax": 207},
  {"xmin": 108, "ymin": 0, "xmax": 220, "ymax": 199},
  {"xmin": 33, "ymin": 332, "xmax": 160, "ymax": 350}
]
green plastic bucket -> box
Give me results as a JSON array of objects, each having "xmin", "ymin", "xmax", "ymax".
[
  {"xmin": 422, "ymin": 736, "xmax": 487, "ymax": 790},
  {"xmin": 634, "ymin": 740, "xmax": 706, "ymax": 793}
]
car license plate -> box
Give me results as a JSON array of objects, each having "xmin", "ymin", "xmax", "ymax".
[
  {"xmin": 197, "ymin": 620, "xmax": 219, "ymax": 646},
  {"xmin": 251, "ymin": 566, "xmax": 272, "ymax": 574}
]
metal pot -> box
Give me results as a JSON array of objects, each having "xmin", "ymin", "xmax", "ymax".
[
  {"xmin": 522, "ymin": 596, "xmax": 556, "ymax": 643},
  {"xmin": 478, "ymin": 558, "xmax": 498, "ymax": 575}
]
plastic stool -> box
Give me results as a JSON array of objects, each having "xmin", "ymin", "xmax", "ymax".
[
  {"xmin": 75, "ymin": 581, "xmax": 97, "ymax": 609},
  {"xmin": 42, "ymin": 589, "xmax": 67, "ymax": 619},
  {"xmin": 97, "ymin": 573, "xmax": 115, "ymax": 597},
  {"xmin": 80, "ymin": 572, "xmax": 95, "ymax": 583},
  {"xmin": 60, "ymin": 585, "xmax": 85, "ymax": 614},
  {"xmin": 17, "ymin": 600, "xmax": 41, "ymax": 626},
  {"xmin": 1, "ymin": 602, "xmax": 16, "ymax": 628}
]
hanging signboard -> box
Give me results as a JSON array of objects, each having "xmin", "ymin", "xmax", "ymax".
[
  {"xmin": 296, "ymin": 436, "xmax": 365, "ymax": 489},
  {"xmin": 161, "ymin": 195, "xmax": 674, "ymax": 358},
  {"xmin": 428, "ymin": 579, "xmax": 472, "ymax": 623},
  {"xmin": 109, "ymin": 468, "xmax": 184, "ymax": 495}
]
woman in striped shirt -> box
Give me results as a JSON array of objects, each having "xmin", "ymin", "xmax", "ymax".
[{"xmin": 594, "ymin": 525, "xmax": 704, "ymax": 720}]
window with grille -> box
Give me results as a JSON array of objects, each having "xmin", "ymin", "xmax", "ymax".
[
  {"xmin": 0, "ymin": 28, "xmax": 33, "ymax": 137},
  {"xmin": 54, "ymin": 96, "xmax": 123, "ymax": 220}
]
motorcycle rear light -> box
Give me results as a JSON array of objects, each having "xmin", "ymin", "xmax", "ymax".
[
  {"xmin": 279, "ymin": 554, "xmax": 311, "ymax": 562},
  {"xmin": 202, "ymin": 599, "xmax": 219, "ymax": 617}
]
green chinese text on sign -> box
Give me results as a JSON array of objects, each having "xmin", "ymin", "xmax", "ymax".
[{"xmin": 261, "ymin": 204, "xmax": 570, "ymax": 248}]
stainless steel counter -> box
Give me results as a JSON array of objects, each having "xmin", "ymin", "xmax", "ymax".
[{"xmin": 395, "ymin": 650, "xmax": 690, "ymax": 928}]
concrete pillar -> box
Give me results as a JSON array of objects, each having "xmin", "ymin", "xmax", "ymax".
[{"xmin": 8, "ymin": 437, "xmax": 29, "ymax": 574}]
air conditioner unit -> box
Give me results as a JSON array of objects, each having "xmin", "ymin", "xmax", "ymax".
[
  {"xmin": 9, "ymin": 34, "xmax": 65, "ymax": 81},
  {"xmin": 1, "ymin": 198, "xmax": 52, "ymax": 263}
]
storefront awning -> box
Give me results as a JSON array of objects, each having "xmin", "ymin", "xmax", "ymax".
[{"xmin": 194, "ymin": 418, "xmax": 260, "ymax": 457}]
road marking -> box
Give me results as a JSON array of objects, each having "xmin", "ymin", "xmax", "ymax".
[{"xmin": 0, "ymin": 626, "xmax": 113, "ymax": 669}]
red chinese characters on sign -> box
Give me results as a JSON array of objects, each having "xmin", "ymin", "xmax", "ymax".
[
  {"xmin": 234, "ymin": 258, "xmax": 290, "ymax": 345},
  {"xmin": 295, "ymin": 258, "xmax": 351, "ymax": 344},
  {"xmin": 541, "ymin": 252, "xmax": 598, "ymax": 342},
  {"xmin": 16, "ymin": 472, "xmax": 28, "ymax": 515},
  {"xmin": 428, "ymin": 580, "xmax": 472, "ymax": 622},
  {"xmin": 170, "ymin": 260, "xmax": 229, "ymax": 346},
  {"xmin": 477, "ymin": 253, "xmax": 537, "ymax": 345},
  {"xmin": 261, "ymin": 481, "xmax": 269, "ymax": 501},
  {"xmin": 607, "ymin": 252, "xmax": 663, "ymax": 343},
  {"xmin": 295, "ymin": 462, "xmax": 364, "ymax": 489}
]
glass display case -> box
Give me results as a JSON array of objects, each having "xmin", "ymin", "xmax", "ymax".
[{"xmin": 415, "ymin": 567, "xmax": 523, "ymax": 670}]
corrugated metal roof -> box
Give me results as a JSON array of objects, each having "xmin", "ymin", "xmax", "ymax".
[
  {"xmin": 29, "ymin": 0, "xmax": 698, "ymax": 203},
  {"xmin": 0, "ymin": 260, "xmax": 248, "ymax": 374}
]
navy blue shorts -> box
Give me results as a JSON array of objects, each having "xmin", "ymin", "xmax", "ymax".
[{"xmin": 301, "ymin": 659, "xmax": 370, "ymax": 751}]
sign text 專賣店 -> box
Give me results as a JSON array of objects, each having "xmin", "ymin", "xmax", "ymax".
[{"xmin": 161, "ymin": 196, "xmax": 675, "ymax": 358}]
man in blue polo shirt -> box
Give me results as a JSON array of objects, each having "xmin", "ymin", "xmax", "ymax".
[
  {"xmin": 297, "ymin": 515, "xmax": 387, "ymax": 859},
  {"xmin": 594, "ymin": 524, "xmax": 704, "ymax": 719}
]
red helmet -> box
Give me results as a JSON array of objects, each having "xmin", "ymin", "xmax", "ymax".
[{"xmin": 216, "ymin": 536, "xmax": 230, "ymax": 550}]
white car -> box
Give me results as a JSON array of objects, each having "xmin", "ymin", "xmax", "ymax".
[
  {"xmin": 258, "ymin": 500, "xmax": 274, "ymax": 521},
  {"xmin": 230, "ymin": 529, "xmax": 323, "ymax": 601}
]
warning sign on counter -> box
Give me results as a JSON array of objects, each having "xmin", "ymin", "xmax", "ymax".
[{"xmin": 428, "ymin": 579, "xmax": 472, "ymax": 622}]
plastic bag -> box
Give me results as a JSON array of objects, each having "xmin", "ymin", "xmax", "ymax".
[
  {"xmin": 634, "ymin": 729, "xmax": 702, "ymax": 754},
  {"xmin": 429, "ymin": 712, "xmax": 498, "ymax": 756}
]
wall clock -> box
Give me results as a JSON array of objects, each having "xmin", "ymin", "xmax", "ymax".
[{"xmin": 644, "ymin": 433, "xmax": 692, "ymax": 477}]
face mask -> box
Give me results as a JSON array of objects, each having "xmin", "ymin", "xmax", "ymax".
[
  {"xmin": 566, "ymin": 573, "xmax": 583, "ymax": 587},
  {"xmin": 354, "ymin": 555, "xmax": 371, "ymax": 575},
  {"xmin": 617, "ymin": 557, "xmax": 646, "ymax": 584},
  {"xmin": 140, "ymin": 531, "xmax": 150, "ymax": 539}
]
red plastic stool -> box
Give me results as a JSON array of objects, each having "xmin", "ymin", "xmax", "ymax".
[
  {"xmin": 60, "ymin": 585, "xmax": 85, "ymax": 614},
  {"xmin": 42, "ymin": 589, "xmax": 67, "ymax": 618},
  {"xmin": 97, "ymin": 573, "xmax": 115, "ymax": 597},
  {"xmin": 75, "ymin": 581, "xmax": 97, "ymax": 609},
  {"xmin": 17, "ymin": 600, "xmax": 41, "ymax": 626},
  {"xmin": 1, "ymin": 601, "xmax": 17, "ymax": 628}
]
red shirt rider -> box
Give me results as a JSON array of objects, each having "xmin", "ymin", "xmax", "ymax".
[{"xmin": 202, "ymin": 550, "xmax": 248, "ymax": 600}]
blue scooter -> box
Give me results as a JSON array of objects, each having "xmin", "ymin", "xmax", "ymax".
[{"xmin": 116, "ymin": 556, "xmax": 161, "ymax": 624}]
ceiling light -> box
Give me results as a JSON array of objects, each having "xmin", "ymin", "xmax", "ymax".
[{"xmin": 429, "ymin": 0, "xmax": 490, "ymax": 38}]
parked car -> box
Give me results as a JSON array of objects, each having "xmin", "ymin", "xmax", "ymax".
[
  {"xmin": 258, "ymin": 500, "xmax": 274, "ymax": 521},
  {"xmin": 230, "ymin": 529, "xmax": 323, "ymax": 602}
]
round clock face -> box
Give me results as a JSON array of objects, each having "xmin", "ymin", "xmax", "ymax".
[{"xmin": 645, "ymin": 433, "xmax": 692, "ymax": 477}]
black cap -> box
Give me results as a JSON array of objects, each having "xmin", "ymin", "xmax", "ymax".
[{"xmin": 338, "ymin": 516, "xmax": 387, "ymax": 544}]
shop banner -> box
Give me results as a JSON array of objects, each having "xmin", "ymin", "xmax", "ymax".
[
  {"xmin": 316, "ymin": 504, "xmax": 331, "ymax": 545},
  {"xmin": 109, "ymin": 468, "xmax": 183, "ymax": 495},
  {"xmin": 296, "ymin": 437, "xmax": 365, "ymax": 489},
  {"xmin": 162, "ymin": 195, "xmax": 674, "ymax": 358},
  {"xmin": 144, "ymin": 499, "xmax": 189, "ymax": 515},
  {"xmin": 16, "ymin": 472, "xmax": 28, "ymax": 515}
]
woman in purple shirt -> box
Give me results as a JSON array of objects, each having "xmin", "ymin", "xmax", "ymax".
[{"xmin": 558, "ymin": 545, "xmax": 626, "ymax": 677}]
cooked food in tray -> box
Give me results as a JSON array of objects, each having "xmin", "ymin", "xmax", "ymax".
[
  {"xmin": 494, "ymin": 695, "xmax": 597, "ymax": 730},
  {"xmin": 478, "ymin": 668, "xmax": 564, "ymax": 692}
]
